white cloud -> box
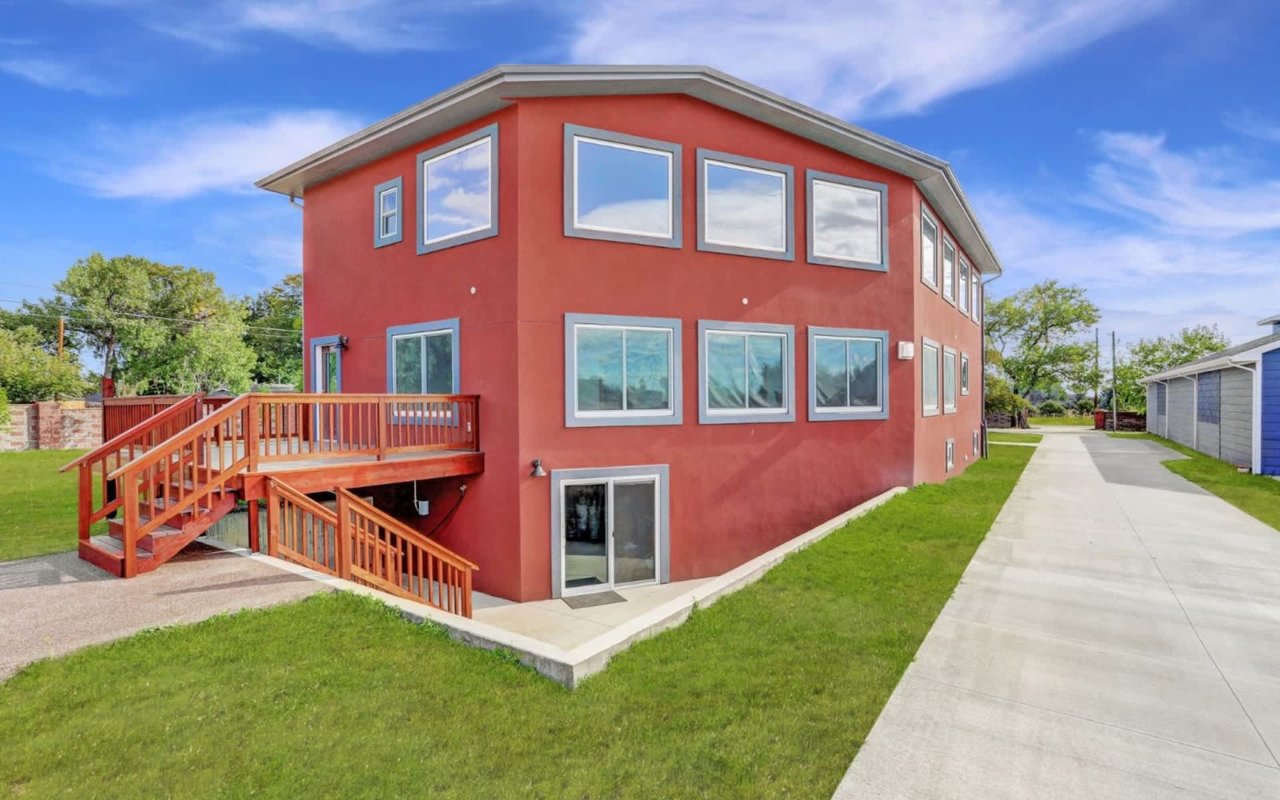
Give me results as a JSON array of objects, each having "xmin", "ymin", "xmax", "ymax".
[
  {"xmin": 56, "ymin": 109, "xmax": 365, "ymax": 199},
  {"xmin": 568, "ymin": 0, "xmax": 1171, "ymax": 118},
  {"xmin": 0, "ymin": 57, "xmax": 120, "ymax": 95},
  {"xmin": 1223, "ymin": 110, "xmax": 1280, "ymax": 143},
  {"xmin": 1087, "ymin": 130, "xmax": 1280, "ymax": 236}
]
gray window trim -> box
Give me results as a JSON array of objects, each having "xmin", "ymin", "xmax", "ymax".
[
  {"xmin": 921, "ymin": 203, "xmax": 940, "ymax": 290},
  {"xmin": 958, "ymin": 257, "xmax": 971, "ymax": 314},
  {"xmin": 698, "ymin": 319, "xmax": 795, "ymax": 425},
  {"xmin": 695, "ymin": 148, "xmax": 794, "ymax": 261},
  {"xmin": 806, "ymin": 326, "xmax": 890, "ymax": 422},
  {"xmin": 805, "ymin": 169, "xmax": 889, "ymax": 272},
  {"xmin": 549, "ymin": 463, "xmax": 671, "ymax": 599},
  {"xmin": 416, "ymin": 123, "xmax": 499, "ymax": 255},
  {"xmin": 374, "ymin": 177, "xmax": 403, "ymax": 248},
  {"xmin": 943, "ymin": 346, "xmax": 958, "ymax": 414},
  {"xmin": 941, "ymin": 235, "xmax": 957, "ymax": 305},
  {"xmin": 564, "ymin": 124, "xmax": 683, "ymax": 249},
  {"xmin": 564, "ymin": 313, "xmax": 684, "ymax": 428},
  {"xmin": 385, "ymin": 317, "xmax": 461, "ymax": 394},
  {"xmin": 922, "ymin": 337, "xmax": 940, "ymax": 417},
  {"xmin": 310, "ymin": 335, "xmax": 343, "ymax": 393},
  {"xmin": 960, "ymin": 352, "xmax": 971, "ymax": 396}
]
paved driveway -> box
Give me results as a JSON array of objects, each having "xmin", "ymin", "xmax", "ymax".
[
  {"xmin": 0, "ymin": 543, "xmax": 325, "ymax": 681},
  {"xmin": 835, "ymin": 432, "xmax": 1280, "ymax": 799}
]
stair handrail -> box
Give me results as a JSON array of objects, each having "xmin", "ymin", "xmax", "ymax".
[
  {"xmin": 335, "ymin": 487, "xmax": 478, "ymax": 572},
  {"xmin": 60, "ymin": 395, "xmax": 201, "ymax": 473},
  {"xmin": 105, "ymin": 395, "xmax": 251, "ymax": 482}
]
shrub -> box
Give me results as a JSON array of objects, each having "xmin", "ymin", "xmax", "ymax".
[
  {"xmin": 1074, "ymin": 396, "xmax": 1096, "ymax": 415},
  {"xmin": 985, "ymin": 374, "xmax": 1030, "ymax": 415},
  {"xmin": 1036, "ymin": 400, "xmax": 1066, "ymax": 417},
  {"xmin": 0, "ymin": 387, "xmax": 8, "ymax": 429}
]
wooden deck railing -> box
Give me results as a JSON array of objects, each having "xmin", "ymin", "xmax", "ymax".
[
  {"xmin": 102, "ymin": 394, "xmax": 233, "ymax": 441},
  {"xmin": 264, "ymin": 478, "xmax": 477, "ymax": 617}
]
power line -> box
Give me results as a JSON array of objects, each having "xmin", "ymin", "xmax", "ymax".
[{"xmin": 0, "ymin": 299, "xmax": 301, "ymax": 339}]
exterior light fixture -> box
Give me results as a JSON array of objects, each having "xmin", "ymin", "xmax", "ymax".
[
  {"xmin": 530, "ymin": 458, "xmax": 547, "ymax": 478},
  {"xmin": 337, "ymin": 335, "xmax": 350, "ymax": 351}
]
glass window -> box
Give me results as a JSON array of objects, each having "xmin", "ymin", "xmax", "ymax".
[
  {"xmin": 958, "ymin": 259, "xmax": 970, "ymax": 314},
  {"xmin": 392, "ymin": 330, "xmax": 454, "ymax": 394},
  {"xmin": 942, "ymin": 239, "xmax": 956, "ymax": 301},
  {"xmin": 373, "ymin": 177, "xmax": 403, "ymax": 248},
  {"xmin": 921, "ymin": 210, "xmax": 938, "ymax": 287},
  {"xmin": 944, "ymin": 348, "xmax": 957, "ymax": 413},
  {"xmin": 418, "ymin": 125, "xmax": 497, "ymax": 254},
  {"xmin": 565, "ymin": 314, "xmax": 682, "ymax": 427},
  {"xmin": 699, "ymin": 151, "xmax": 792, "ymax": 258},
  {"xmin": 567, "ymin": 126, "xmax": 680, "ymax": 247},
  {"xmin": 971, "ymin": 269, "xmax": 982, "ymax": 321},
  {"xmin": 808, "ymin": 171, "xmax": 886, "ymax": 269},
  {"xmin": 961, "ymin": 354, "xmax": 971, "ymax": 396},
  {"xmin": 699, "ymin": 322, "xmax": 794, "ymax": 424},
  {"xmin": 923, "ymin": 341, "xmax": 940, "ymax": 415},
  {"xmin": 809, "ymin": 328, "xmax": 888, "ymax": 420}
]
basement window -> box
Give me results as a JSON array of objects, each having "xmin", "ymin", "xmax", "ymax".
[
  {"xmin": 374, "ymin": 177, "xmax": 402, "ymax": 247},
  {"xmin": 387, "ymin": 318, "xmax": 459, "ymax": 394},
  {"xmin": 946, "ymin": 438, "xmax": 955, "ymax": 472},
  {"xmin": 922, "ymin": 339, "xmax": 940, "ymax": 417},
  {"xmin": 565, "ymin": 313, "xmax": 682, "ymax": 428},
  {"xmin": 417, "ymin": 124, "xmax": 498, "ymax": 254},
  {"xmin": 699, "ymin": 321, "xmax": 794, "ymax": 424},
  {"xmin": 565, "ymin": 124, "xmax": 681, "ymax": 248},
  {"xmin": 808, "ymin": 327, "xmax": 889, "ymax": 421},
  {"xmin": 944, "ymin": 347, "xmax": 957, "ymax": 413},
  {"xmin": 807, "ymin": 170, "xmax": 888, "ymax": 271},
  {"xmin": 697, "ymin": 149, "xmax": 793, "ymax": 259}
]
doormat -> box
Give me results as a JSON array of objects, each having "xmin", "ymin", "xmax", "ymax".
[{"xmin": 562, "ymin": 591, "xmax": 627, "ymax": 609}]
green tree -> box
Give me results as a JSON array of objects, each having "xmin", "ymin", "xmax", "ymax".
[
  {"xmin": 985, "ymin": 280, "xmax": 1101, "ymax": 397},
  {"xmin": 1113, "ymin": 324, "xmax": 1231, "ymax": 411},
  {"xmin": 0, "ymin": 327, "xmax": 89, "ymax": 402},
  {"xmin": 245, "ymin": 274, "xmax": 303, "ymax": 388},
  {"xmin": 27, "ymin": 253, "xmax": 255, "ymax": 394}
]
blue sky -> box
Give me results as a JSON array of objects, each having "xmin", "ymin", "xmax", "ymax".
[{"xmin": 1, "ymin": 0, "xmax": 1278, "ymax": 347}]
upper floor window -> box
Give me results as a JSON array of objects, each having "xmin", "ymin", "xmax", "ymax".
[
  {"xmin": 697, "ymin": 149, "xmax": 793, "ymax": 260},
  {"xmin": 806, "ymin": 170, "xmax": 888, "ymax": 271},
  {"xmin": 958, "ymin": 258, "xmax": 970, "ymax": 314},
  {"xmin": 943, "ymin": 347, "xmax": 957, "ymax": 413},
  {"xmin": 922, "ymin": 338, "xmax": 940, "ymax": 417},
  {"xmin": 942, "ymin": 238, "xmax": 956, "ymax": 303},
  {"xmin": 387, "ymin": 319, "xmax": 459, "ymax": 394},
  {"xmin": 971, "ymin": 268, "xmax": 982, "ymax": 323},
  {"xmin": 699, "ymin": 321, "xmax": 795, "ymax": 424},
  {"xmin": 921, "ymin": 207, "xmax": 939, "ymax": 289},
  {"xmin": 565, "ymin": 313, "xmax": 682, "ymax": 428},
  {"xmin": 565, "ymin": 124, "xmax": 681, "ymax": 249},
  {"xmin": 808, "ymin": 327, "xmax": 889, "ymax": 421},
  {"xmin": 961, "ymin": 353, "xmax": 971, "ymax": 395},
  {"xmin": 417, "ymin": 124, "xmax": 498, "ymax": 255},
  {"xmin": 374, "ymin": 177, "xmax": 402, "ymax": 247}
]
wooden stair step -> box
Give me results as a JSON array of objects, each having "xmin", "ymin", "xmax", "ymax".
[{"xmin": 84, "ymin": 534, "xmax": 156, "ymax": 560}]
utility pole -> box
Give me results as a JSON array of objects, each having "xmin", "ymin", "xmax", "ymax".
[
  {"xmin": 1111, "ymin": 330, "xmax": 1118, "ymax": 431},
  {"xmin": 1094, "ymin": 327, "xmax": 1100, "ymax": 410},
  {"xmin": 57, "ymin": 315, "xmax": 65, "ymax": 358}
]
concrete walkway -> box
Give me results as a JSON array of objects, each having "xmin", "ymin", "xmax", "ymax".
[
  {"xmin": 835, "ymin": 431, "xmax": 1280, "ymax": 799},
  {"xmin": 0, "ymin": 542, "xmax": 325, "ymax": 681}
]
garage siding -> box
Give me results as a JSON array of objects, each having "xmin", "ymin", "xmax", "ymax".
[
  {"xmin": 1220, "ymin": 368, "xmax": 1254, "ymax": 468},
  {"xmin": 1166, "ymin": 379, "xmax": 1195, "ymax": 448},
  {"xmin": 1154, "ymin": 383, "xmax": 1167, "ymax": 437},
  {"xmin": 1262, "ymin": 350, "xmax": 1280, "ymax": 475},
  {"xmin": 1146, "ymin": 384, "xmax": 1159, "ymax": 433},
  {"xmin": 1195, "ymin": 371, "xmax": 1221, "ymax": 459}
]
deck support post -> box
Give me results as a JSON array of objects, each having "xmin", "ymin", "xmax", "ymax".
[
  {"xmin": 265, "ymin": 481, "xmax": 280, "ymax": 557},
  {"xmin": 247, "ymin": 499, "xmax": 260, "ymax": 553},
  {"xmin": 335, "ymin": 490, "xmax": 352, "ymax": 579}
]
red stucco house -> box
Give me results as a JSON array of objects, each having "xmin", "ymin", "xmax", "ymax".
[{"xmin": 254, "ymin": 65, "xmax": 1000, "ymax": 603}]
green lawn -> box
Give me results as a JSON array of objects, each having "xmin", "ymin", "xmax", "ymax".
[
  {"xmin": 1108, "ymin": 432, "xmax": 1280, "ymax": 532},
  {"xmin": 989, "ymin": 432, "xmax": 1043, "ymax": 444},
  {"xmin": 1028, "ymin": 415, "xmax": 1093, "ymax": 427},
  {"xmin": 0, "ymin": 447, "xmax": 1033, "ymax": 799},
  {"xmin": 0, "ymin": 449, "xmax": 95, "ymax": 562}
]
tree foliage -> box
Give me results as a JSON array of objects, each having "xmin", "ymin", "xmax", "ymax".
[
  {"xmin": 245, "ymin": 274, "xmax": 303, "ymax": 388},
  {"xmin": 0, "ymin": 327, "xmax": 89, "ymax": 402},
  {"xmin": 985, "ymin": 280, "xmax": 1101, "ymax": 397},
  {"xmin": 1113, "ymin": 325, "xmax": 1231, "ymax": 411}
]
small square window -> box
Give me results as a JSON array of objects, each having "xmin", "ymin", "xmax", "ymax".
[
  {"xmin": 565, "ymin": 313, "xmax": 683, "ymax": 428},
  {"xmin": 417, "ymin": 125, "xmax": 498, "ymax": 255},
  {"xmin": 808, "ymin": 327, "xmax": 889, "ymax": 421},
  {"xmin": 922, "ymin": 339, "xmax": 940, "ymax": 417},
  {"xmin": 944, "ymin": 347, "xmax": 957, "ymax": 414},
  {"xmin": 697, "ymin": 149, "xmax": 793, "ymax": 260},
  {"xmin": 374, "ymin": 177, "xmax": 402, "ymax": 248},
  {"xmin": 921, "ymin": 207, "xmax": 939, "ymax": 289},
  {"xmin": 942, "ymin": 238, "xmax": 956, "ymax": 303},
  {"xmin": 699, "ymin": 321, "xmax": 795, "ymax": 424},
  {"xmin": 807, "ymin": 170, "xmax": 888, "ymax": 271},
  {"xmin": 565, "ymin": 125, "xmax": 681, "ymax": 249}
]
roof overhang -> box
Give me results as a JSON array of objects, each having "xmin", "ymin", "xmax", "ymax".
[
  {"xmin": 1139, "ymin": 341, "xmax": 1280, "ymax": 384},
  {"xmin": 255, "ymin": 64, "xmax": 1003, "ymax": 277}
]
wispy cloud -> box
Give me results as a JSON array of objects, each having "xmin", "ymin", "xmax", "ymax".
[
  {"xmin": 0, "ymin": 57, "xmax": 121, "ymax": 95},
  {"xmin": 568, "ymin": 0, "xmax": 1172, "ymax": 118},
  {"xmin": 1223, "ymin": 110, "xmax": 1280, "ymax": 143},
  {"xmin": 54, "ymin": 109, "xmax": 365, "ymax": 199},
  {"xmin": 1086, "ymin": 130, "xmax": 1280, "ymax": 236}
]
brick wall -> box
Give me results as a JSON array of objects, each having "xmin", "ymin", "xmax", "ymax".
[{"xmin": 0, "ymin": 403, "xmax": 102, "ymax": 452}]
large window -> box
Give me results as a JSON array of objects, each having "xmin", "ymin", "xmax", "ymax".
[
  {"xmin": 942, "ymin": 238, "xmax": 956, "ymax": 303},
  {"xmin": 565, "ymin": 313, "xmax": 682, "ymax": 427},
  {"xmin": 374, "ymin": 177, "xmax": 402, "ymax": 248},
  {"xmin": 921, "ymin": 207, "xmax": 939, "ymax": 288},
  {"xmin": 806, "ymin": 170, "xmax": 888, "ymax": 271},
  {"xmin": 922, "ymin": 339, "xmax": 940, "ymax": 417},
  {"xmin": 699, "ymin": 321, "xmax": 794, "ymax": 424},
  {"xmin": 808, "ymin": 327, "xmax": 889, "ymax": 421},
  {"xmin": 387, "ymin": 319, "xmax": 459, "ymax": 394},
  {"xmin": 958, "ymin": 258, "xmax": 970, "ymax": 314},
  {"xmin": 417, "ymin": 125, "xmax": 498, "ymax": 254},
  {"xmin": 697, "ymin": 149, "xmax": 793, "ymax": 260},
  {"xmin": 944, "ymin": 347, "xmax": 957, "ymax": 413},
  {"xmin": 565, "ymin": 124, "xmax": 681, "ymax": 248}
]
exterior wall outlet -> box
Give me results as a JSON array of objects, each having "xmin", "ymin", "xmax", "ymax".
[{"xmin": 415, "ymin": 500, "xmax": 430, "ymax": 516}]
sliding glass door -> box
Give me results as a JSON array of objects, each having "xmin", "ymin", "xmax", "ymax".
[{"xmin": 561, "ymin": 475, "xmax": 658, "ymax": 595}]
